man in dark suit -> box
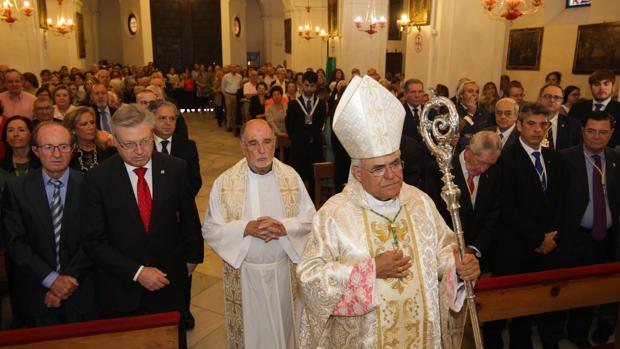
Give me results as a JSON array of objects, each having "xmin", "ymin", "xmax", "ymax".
[
  {"xmin": 485, "ymin": 103, "xmax": 566, "ymax": 349},
  {"xmin": 285, "ymin": 71, "xmax": 326, "ymax": 193},
  {"xmin": 81, "ymin": 104, "xmax": 203, "ymax": 349},
  {"xmin": 569, "ymin": 69, "xmax": 620, "ymax": 147},
  {"xmin": 4, "ymin": 122, "xmax": 97, "ymax": 327},
  {"xmin": 90, "ymin": 83, "xmax": 116, "ymax": 133},
  {"xmin": 401, "ymin": 79, "xmax": 425, "ymax": 142},
  {"xmin": 538, "ymin": 84, "xmax": 581, "ymax": 150},
  {"xmin": 456, "ymin": 80, "xmax": 491, "ymax": 137},
  {"xmin": 423, "ymin": 130, "xmax": 501, "ymax": 269},
  {"xmin": 489, "ymin": 97, "xmax": 520, "ymax": 150},
  {"xmin": 560, "ymin": 111, "xmax": 620, "ymax": 346},
  {"xmin": 136, "ymin": 88, "xmax": 189, "ymax": 138},
  {"xmin": 150, "ymin": 100, "xmax": 202, "ymax": 329}
]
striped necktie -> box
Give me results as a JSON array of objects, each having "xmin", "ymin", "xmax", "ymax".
[{"xmin": 49, "ymin": 179, "xmax": 63, "ymax": 271}]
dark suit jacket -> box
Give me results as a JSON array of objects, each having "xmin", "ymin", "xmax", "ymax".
[
  {"xmin": 93, "ymin": 105, "xmax": 117, "ymax": 131},
  {"xmin": 285, "ymin": 96, "xmax": 326, "ymax": 180},
  {"xmin": 484, "ymin": 126, "xmax": 520, "ymax": 151},
  {"xmin": 80, "ymin": 152, "xmax": 203, "ymax": 315},
  {"xmin": 492, "ymin": 141, "xmax": 565, "ymax": 275},
  {"xmin": 423, "ymin": 154, "xmax": 500, "ymax": 259},
  {"xmin": 456, "ymin": 103, "xmax": 490, "ymax": 135},
  {"xmin": 402, "ymin": 103, "xmax": 423, "ymax": 142},
  {"xmin": 175, "ymin": 114, "xmax": 189, "ymax": 139},
  {"xmin": 169, "ymin": 136, "xmax": 202, "ymax": 197},
  {"xmin": 554, "ymin": 114, "xmax": 582, "ymax": 151},
  {"xmin": 249, "ymin": 95, "xmax": 266, "ymax": 117},
  {"xmin": 4, "ymin": 169, "xmax": 96, "ymax": 326},
  {"xmin": 559, "ymin": 145, "xmax": 620, "ymax": 264},
  {"xmin": 568, "ymin": 99, "xmax": 620, "ymax": 147}
]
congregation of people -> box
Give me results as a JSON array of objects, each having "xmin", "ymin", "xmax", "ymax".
[{"xmin": 0, "ymin": 59, "xmax": 618, "ymax": 349}]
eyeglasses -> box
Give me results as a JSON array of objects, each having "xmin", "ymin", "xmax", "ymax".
[
  {"xmin": 36, "ymin": 144, "xmax": 73, "ymax": 154},
  {"xmin": 357, "ymin": 159, "xmax": 404, "ymax": 177},
  {"xmin": 584, "ymin": 128, "xmax": 611, "ymax": 136},
  {"xmin": 495, "ymin": 110, "xmax": 514, "ymax": 116},
  {"xmin": 116, "ymin": 137, "xmax": 153, "ymax": 150},
  {"xmin": 244, "ymin": 138, "xmax": 274, "ymax": 149},
  {"xmin": 541, "ymin": 94, "xmax": 563, "ymax": 102}
]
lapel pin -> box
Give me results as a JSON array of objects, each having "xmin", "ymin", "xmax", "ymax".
[
  {"xmin": 161, "ymin": 170, "xmax": 165, "ymax": 174},
  {"xmin": 613, "ymin": 162, "xmax": 616, "ymax": 168}
]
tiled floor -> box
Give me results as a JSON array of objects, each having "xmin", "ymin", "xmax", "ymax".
[{"xmin": 184, "ymin": 112, "xmax": 240, "ymax": 348}]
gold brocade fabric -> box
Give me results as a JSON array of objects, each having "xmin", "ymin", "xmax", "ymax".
[
  {"xmin": 298, "ymin": 178, "xmax": 466, "ymax": 349},
  {"xmin": 217, "ymin": 158, "xmax": 302, "ymax": 349}
]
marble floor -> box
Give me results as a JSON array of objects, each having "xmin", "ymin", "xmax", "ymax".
[{"xmin": 184, "ymin": 112, "xmax": 240, "ymax": 348}]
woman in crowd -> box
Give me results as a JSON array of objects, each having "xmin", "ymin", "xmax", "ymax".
[
  {"xmin": 328, "ymin": 69, "xmax": 345, "ymax": 91},
  {"xmin": 1, "ymin": 115, "xmax": 40, "ymax": 176},
  {"xmin": 52, "ymin": 85, "xmax": 76, "ymax": 120},
  {"xmin": 286, "ymin": 81, "xmax": 298, "ymax": 101},
  {"xmin": 35, "ymin": 86, "xmax": 51, "ymax": 99},
  {"xmin": 265, "ymin": 86, "xmax": 287, "ymax": 136},
  {"xmin": 483, "ymin": 81, "xmax": 500, "ymax": 100},
  {"xmin": 546, "ymin": 71, "xmax": 562, "ymax": 85},
  {"xmin": 182, "ymin": 67, "xmax": 196, "ymax": 109},
  {"xmin": 561, "ymin": 85, "xmax": 581, "ymax": 117},
  {"xmin": 249, "ymin": 82, "xmax": 268, "ymax": 118},
  {"xmin": 63, "ymin": 107, "xmax": 116, "ymax": 172},
  {"xmin": 213, "ymin": 70, "xmax": 224, "ymax": 126},
  {"xmin": 22, "ymin": 73, "xmax": 39, "ymax": 95}
]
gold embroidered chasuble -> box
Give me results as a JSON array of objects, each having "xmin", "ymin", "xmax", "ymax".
[
  {"xmin": 298, "ymin": 179, "xmax": 466, "ymax": 349},
  {"xmin": 213, "ymin": 158, "xmax": 307, "ymax": 349}
]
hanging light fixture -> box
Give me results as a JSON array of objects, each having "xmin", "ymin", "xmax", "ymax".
[
  {"xmin": 47, "ymin": 0, "xmax": 74, "ymax": 35},
  {"xmin": 482, "ymin": 0, "xmax": 543, "ymax": 21},
  {"xmin": 353, "ymin": 0, "xmax": 386, "ymax": 35},
  {"xmin": 1, "ymin": 0, "xmax": 34, "ymax": 24},
  {"xmin": 298, "ymin": 0, "xmax": 326, "ymax": 40}
]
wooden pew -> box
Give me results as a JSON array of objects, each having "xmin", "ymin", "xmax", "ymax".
[
  {"xmin": 475, "ymin": 262, "xmax": 620, "ymax": 348},
  {"xmin": 277, "ymin": 133, "xmax": 290, "ymax": 163},
  {"xmin": 0, "ymin": 311, "xmax": 179, "ymax": 349},
  {"xmin": 313, "ymin": 162, "xmax": 335, "ymax": 208}
]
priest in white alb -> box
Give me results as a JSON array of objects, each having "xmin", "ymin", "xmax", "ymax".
[
  {"xmin": 203, "ymin": 119, "xmax": 316, "ymax": 349},
  {"xmin": 297, "ymin": 76, "xmax": 481, "ymax": 349}
]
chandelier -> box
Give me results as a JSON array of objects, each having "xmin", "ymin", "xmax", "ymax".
[
  {"xmin": 1, "ymin": 0, "xmax": 34, "ymax": 24},
  {"xmin": 353, "ymin": 0, "xmax": 386, "ymax": 35},
  {"xmin": 47, "ymin": 0, "xmax": 74, "ymax": 35},
  {"xmin": 483, "ymin": 0, "xmax": 543, "ymax": 21},
  {"xmin": 298, "ymin": 0, "xmax": 327, "ymax": 40}
]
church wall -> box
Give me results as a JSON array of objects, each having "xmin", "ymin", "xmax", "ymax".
[
  {"xmin": 403, "ymin": 0, "xmax": 506, "ymax": 96},
  {"xmin": 503, "ymin": 0, "xmax": 620, "ymax": 100},
  {"xmin": 97, "ymin": 0, "xmax": 123, "ymax": 64},
  {"xmin": 221, "ymin": 0, "xmax": 248, "ymax": 65},
  {"xmin": 119, "ymin": 0, "xmax": 153, "ymax": 66},
  {"xmin": 246, "ymin": 0, "xmax": 264, "ymax": 64},
  {"xmin": 331, "ymin": 0, "xmax": 388, "ymax": 78},
  {"xmin": 0, "ymin": 0, "xmax": 92, "ymax": 73},
  {"xmin": 286, "ymin": 0, "xmax": 327, "ymax": 72},
  {"xmin": 259, "ymin": 0, "xmax": 286, "ymax": 66}
]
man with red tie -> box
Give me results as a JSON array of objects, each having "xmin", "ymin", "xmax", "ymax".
[{"xmin": 81, "ymin": 104, "xmax": 203, "ymax": 349}]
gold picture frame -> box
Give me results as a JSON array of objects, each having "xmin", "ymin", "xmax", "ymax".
[
  {"xmin": 408, "ymin": 0, "xmax": 430, "ymax": 26},
  {"xmin": 37, "ymin": 0, "xmax": 47, "ymax": 29},
  {"xmin": 506, "ymin": 27, "xmax": 544, "ymax": 70},
  {"xmin": 328, "ymin": 0, "xmax": 338, "ymax": 35}
]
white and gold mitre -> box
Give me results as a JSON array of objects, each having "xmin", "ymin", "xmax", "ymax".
[{"xmin": 333, "ymin": 75, "xmax": 405, "ymax": 159}]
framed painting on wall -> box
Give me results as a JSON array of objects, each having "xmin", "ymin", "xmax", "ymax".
[
  {"xmin": 506, "ymin": 27, "xmax": 544, "ymax": 70},
  {"xmin": 37, "ymin": 0, "xmax": 47, "ymax": 29},
  {"xmin": 76, "ymin": 12, "xmax": 86, "ymax": 58},
  {"xmin": 328, "ymin": 0, "xmax": 338, "ymax": 35},
  {"xmin": 408, "ymin": 0, "xmax": 431, "ymax": 26},
  {"xmin": 284, "ymin": 19, "xmax": 291, "ymax": 54},
  {"xmin": 572, "ymin": 22, "xmax": 620, "ymax": 74}
]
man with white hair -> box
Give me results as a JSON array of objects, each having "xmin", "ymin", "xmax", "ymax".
[
  {"xmin": 490, "ymin": 97, "xmax": 520, "ymax": 149},
  {"xmin": 456, "ymin": 79, "xmax": 490, "ymax": 138},
  {"xmin": 298, "ymin": 76, "xmax": 480, "ymax": 348}
]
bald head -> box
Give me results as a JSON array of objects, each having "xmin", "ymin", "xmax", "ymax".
[{"xmin": 240, "ymin": 119, "xmax": 274, "ymax": 140}]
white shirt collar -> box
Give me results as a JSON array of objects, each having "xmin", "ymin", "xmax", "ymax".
[
  {"xmin": 519, "ymin": 137, "xmax": 541, "ymax": 154},
  {"xmin": 154, "ymin": 134, "xmax": 172, "ymax": 144},
  {"xmin": 364, "ymin": 191, "xmax": 400, "ymax": 211},
  {"xmin": 124, "ymin": 159, "xmax": 153, "ymax": 173},
  {"xmin": 594, "ymin": 96, "xmax": 612, "ymax": 109}
]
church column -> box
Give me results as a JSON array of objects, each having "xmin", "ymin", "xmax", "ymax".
[
  {"xmin": 221, "ymin": 0, "xmax": 248, "ymax": 66},
  {"xmin": 262, "ymin": 15, "xmax": 286, "ymax": 66}
]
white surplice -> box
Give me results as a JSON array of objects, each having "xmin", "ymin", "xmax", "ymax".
[{"xmin": 203, "ymin": 163, "xmax": 315, "ymax": 349}]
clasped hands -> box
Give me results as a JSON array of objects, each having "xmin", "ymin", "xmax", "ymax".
[
  {"xmin": 375, "ymin": 246, "xmax": 480, "ymax": 282},
  {"xmin": 535, "ymin": 231, "xmax": 558, "ymax": 255},
  {"xmin": 45, "ymin": 275, "xmax": 79, "ymax": 308},
  {"xmin": 244, "ymin": 216, "xmax": 287, "ymax": 242}
]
